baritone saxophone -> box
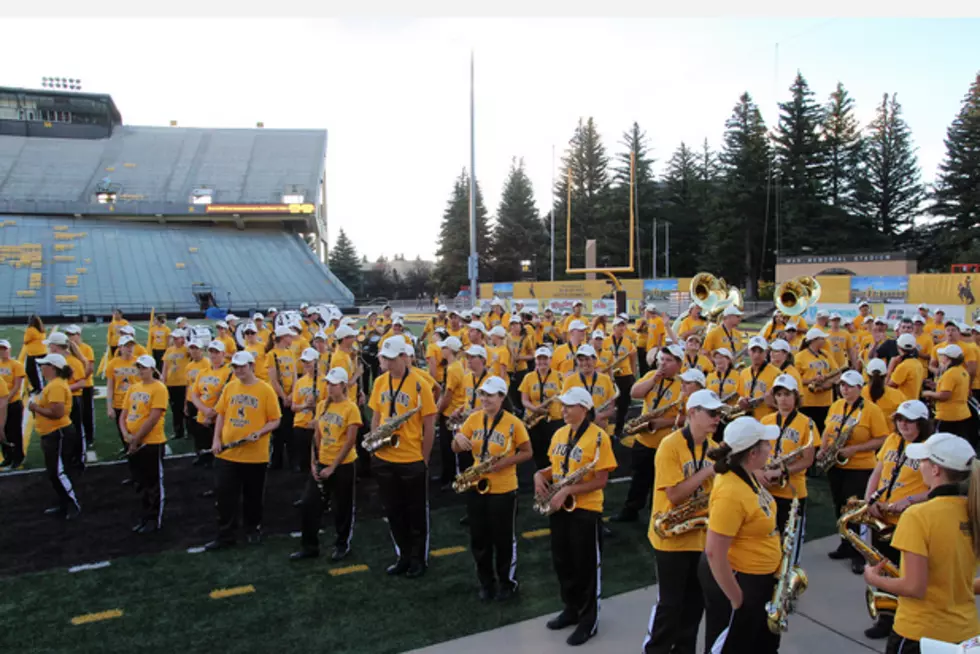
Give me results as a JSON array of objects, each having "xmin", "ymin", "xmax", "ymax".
[{"xmin": 766, "ymin": 488, "xmax": 808, "ymax": 634}]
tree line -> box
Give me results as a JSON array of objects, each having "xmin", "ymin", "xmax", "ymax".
[{"xmin": 328, "ymin": 71, "xmax": 980, "ymax": 301}]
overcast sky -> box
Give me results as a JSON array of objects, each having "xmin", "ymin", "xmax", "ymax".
[{"xmin": 4, "ymin": 17, "xmax": 978, "ymax": 261}]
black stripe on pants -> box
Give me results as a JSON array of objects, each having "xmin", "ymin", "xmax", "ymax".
[
  {"xmin": 373, "ymin": 459, "xmax": 429, "ymax": 566},
  {"xmin": 622, "ymin": 443, "xmax": 656, "ymax": 516},
  {"xmin": 467, "ymin": 490, "xmax": 518, "ymax": 592},
  {"xmin": 80, "ymin": 387, "xmax": 95, "ymax": 445},
  {"xmin": 40, "ymin": 428, "xmax": 80, "ymax": 512},
  {"xmin": 2, "ymin": 400, "xmax": 24, "ymax": 465},
  {"xmin": 25, "ymin": 355, "xmax": 44, "ymax": 394},
  {"xmin": 213, "ymin": 458, "xmax": 267, "ymax": 544},
  {"xmin": 827, "ymin": 466, "xmax": 872, "ymax": 560},
  {"xmin": 643, "ymin": 549, "xmax": 704, "ymax": 654},
  {"xmin": 614, "ymin": 374, "xmax": 634, "ymax": 436},
  {"xmin": 292, "ymin": 427, "xmax": 314, "ymax": 473},
  {"xmin": 885, "ymin": 632, "xmax": 920, "ymax": 654},
  {"xmin": 774, "ymin": 496, "xmax": 807, "ymax": 566},
  {"xmin": 300, "ymin": 461, "xmax": 356, "ymax": 552},
  {"xmin": 437, "ymin": 414, "xmax": 455, "ymax": 484},
  {"xmin": 698, "ymin": 554, "xmax": 780, "ymax": 654},
  {"xmin": 270, "ymin": 401, "xmax": 294, "ymax": 470},
  {"xmin": 529, "ymin": 419, "xmax": 561, "ymax": 472},
  {"xmin": 130, "ymin": 443, "xmax": 165, "ymax": 527},
  {"xmin": 550, "ymin": 509, "xmax": 602, "ymax": 635},
  {"xmin": 167, "ymin": 385, "xmax": 186, "ymax": 439}
]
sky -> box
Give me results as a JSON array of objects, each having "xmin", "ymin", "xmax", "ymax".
[{"xmin": 3, "ymin": 16, "xmax": 979, "ymax": 262}]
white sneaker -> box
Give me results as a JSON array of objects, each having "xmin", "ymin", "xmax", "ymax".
[{"xmin": 85, "ymin": 450, "xmax": 98, "ymax": 463}]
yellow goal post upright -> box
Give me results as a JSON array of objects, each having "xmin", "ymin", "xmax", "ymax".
[{"xmin": 565, "ymin": 150, "xmax": 635, "ymax": 314}]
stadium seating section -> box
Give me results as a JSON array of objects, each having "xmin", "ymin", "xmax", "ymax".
[{"xmin": 0, "ymin": 215, "xmax": 354, "ymax": 317}]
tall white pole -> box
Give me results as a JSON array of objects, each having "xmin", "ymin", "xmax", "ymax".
[
  {"xmin": 550, "ymin": 144, "xmax": 555, "ymax": 282},
  {"xmin": 665, "ymin": 222, "xmax": 671, "ymax": 277},
  {"xmin": 652, "ymin": 216, "xmax": 658, "ymax": 279},
  {"xmin": 468, "ymin": 50, "xmax": 478, "ymax": 304}
]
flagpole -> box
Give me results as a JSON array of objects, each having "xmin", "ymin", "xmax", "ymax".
[{"xmin": 468, "ymin": 50, "xmax": 478, "ymax": 305}]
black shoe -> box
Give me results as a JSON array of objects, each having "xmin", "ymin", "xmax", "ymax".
[
  {"xmin": 0, "ymin": 459, "xmax": 11, "ymax": 468},
  {"xmin": 566, "ymin": 625, "xmax": 595, "ymax": 646},
  {"xmin": 136, "ymin": 522, "xmax": 159, "ymax": 535},
  {"xmin": 290, "ymin": 549, "xmax": 319, "ymax": 561},
  {"xmin": 610, "ymin": 510, "xmax": 638, "ymax": 523},
  {"xmin": 459, "ymin": 515, "xmax": 469, "ymax": 527},
  {"xmin": 330, "ymin": 547, "xmax": 350, "ymax": 562},
  {"xmin": 44, "ymin": 506, "xmax": 64, "ymax": 516},
  {"xmin": 121, "ymin": 478, "xmax": 134, "ymax": 486},
  {"xmin": 851, "ymin": 558, "xmax": 865, "ymax": 575},
  {"xmin": 132, "ymin": 520, "xmax": 147, "ymax": 533},
  {"xmin": 292, "ymin": 498, "xmax": 304, "ymax": 508},
  {"xmin": 199, "ymin": 489, "xmax": 215, "ymax": 498},
  {"xmin": 495, "ymin": 585, "xmax": 517, "ymax": 602},
  {"xmin": 546, "ymin": 610, "xmax": 579, "ymax": 631},
  {"xmin": 827, "ymin": 548, "xmax": 851, "ymax": 560},
  {"xmin": 386, "ymin": 560, "xmax": 410, "ymax": 576},
  {"xmin": 204, "ymin": 540, "xmax": 234, "ymax": 552},
  {"xmin": 864, "ymin": 618, "xmax": 892, "ymax": 640},
  {"xmin": 246, "ymin": 531, "xmax": 262, "ymax": 545},
  {"xmin": 478, "ymin": 586, "xmax": 495, "ymax": 602},
  {"xmin": 405, "ymin": 562, "xmax": 426, "ymax": 578}
]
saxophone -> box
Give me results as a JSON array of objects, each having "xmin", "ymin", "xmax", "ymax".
[
  {"xmin": 593, "ymin": 388, "xmax": 620, "ymax": 421},
  {"xmin": 447, "ymin": 407, "xmax": 475, "ymax": 431},
  {"xmin": 814, "ymin": 412, "xmax": 860, "ymax": 474},
  {"xmin": 766, "ymin": 494, "xmax": 808, "ymax": 634},
  {"xmin": 453, "ymin": 434, "xmax": 513, "ymax": 494},
  {"xmin": 764, "ymin": 448, "xmax": 810, "ymax": 488},
  {"xmin": 838, "ymin": 489, "xmax": 901, "ymax": 618},
  {"xmin": 624, "ymin": 399, "xmax": 682, "ymax": 436},
  {"xmin": 600, "ymin": 351, "xmax": 631, "ymax": 375},
  {"xmin": 652, "ymin": 493, "xmax": 710, "ymax": 539},
  {"xmin": 533, "ymin": 433, "xmax": 603, "ymax": 516},
  {"xmin": 524, "ymin": 397, "xmax": 556, "ymax": 429},
  {"xmin": 807, "ymin": 366, "xmax": 847, "ymax": 393},
  {"xmin": 363, "ymin": 405, "xmax": 421, "ymax": 453}
]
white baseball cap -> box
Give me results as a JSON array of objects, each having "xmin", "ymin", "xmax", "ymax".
[
  {"xmin": 268, "ymin": 307, "xmax": 278, "ymax": 313},
  {"xmin": 437, "ymin": 304, "xmax": 448, "ymax": 312},
  {"xmin": 857, "ymin": 300, "xmax": 870, "ymax": 308},
  {"xmin": 44, "ymin": 332, "xmax": 69, "ymax": 346},
  {"xmin": 37, "ymin": 353, "xmax": 68, "ymax": 369},
  {"xmin": 215, "ymin": 320, "xmax": 229, "ymax": 329},
  {"xmin": 252, "ymin": 313, "xmax": 264, "ymax": 321},
  {"xmin": 866, "ymin": 358, "xmax": 888, "ymax": 375},
  {"xmin": 713, "ymin": 347, "xmax": 734, "ymax": 360},
  {"xmin": 534, "ymin": 347, "xmax": 552, "ymax": 358},
  {"xmin": 679, "ymin": 368, "xmax": 706, "ymax": 386},
  {"xmin": 662, "ymin": 343, "xmax": 684, "ymax": 359},
  {"xmin": 839, "ymin": 370, "xmax": 864, "ymax": 387},
  {"xmin": 575, "ymin": 344, "xmax": 597, "ymax": 358},
  {"xmin": 558, "ymin": 386, "xmax": 593, "ymax": 410},
  {"xmin": 335, "ymin": 325, "xmax": 358, "ymax": 339},
  {"xmin": 572, "ymin": 300, "xmax": 584, "ymax": 307},
  {"xmin": 380, "ymin": 339, "xmax": 407, "ymax": 359},
  {"xmin": 873, "ymin": 317, "xmax": 888, "ymax": 326},
  {"xmin": 438, "ymin": 336, "xmax": 463, "ymax": 352},
  {"xmin": 136, "ymin": 354, "xmax": 156, "ymax": 368},
  {"xmin": 479, "ymin": 376, "xmax": 508, "ymax": 395},
  {"xmin": 829, "ymin": 312, "xmax": 842, "ymax": 321},
  {"xmin": 274, "ymin": 325, "xmax": 293, "ymax": 338},
  {"xmin": 686, "ymin": 389, "xmax": 724, "ymax": 411},
  {"xmin": 912, "ymin": 314, "xmax": 926, "ymax": 324},
  {"xmin": 466, "ymin": 345, "xmax": 488, "ymax": 359},
  {"xmin": 300, "ymin": 302, "xmax": 310, "ymax": 310},
  {"xmin": 644, "ymin": 303, "xmax": 658, "ymax": 314},
  {"xmin": 231, "ymin": 351, "xmax": 255, "ymax": 366},
  {"xmin": 326, "ymin": 367, "xmax": 349, "ymax": 384},
  {"xmin": 313, "ymin": 331, "xmax": 327, "ymax": 341},
  {"xmin": 208, "ymin": 340, "xmax": 226, "ymax": 352},
  {"xmin": 748, "ymin": 336, "xmax": 769, "ymax": 351},
  {"xmin": 917, "ymin": 303, "xmax": 929, "ymax": 310},
  {"xmin": 243, "ymin": 322, "xmax": 258, "ymax": 334},
  {"xmin": 509, "ymin": 315, "xmax": 522, "ymax": 324},
  {"xmin": 613, "ymin": 317, "xmax": 626, "ymax": 326},
  {"xmin": 723, "ymin": 416, "xmax": 780, "ymax": 454},
  {"xmin": 906, "ymin": 432, "xmax": 976, "ymax": 472},
  {"xmin": 769, "ymin": 339, "xmax": 792, "ymax": 353},
  {"xmin": 568, "ymin": 320, "xmax": 587, "ymax": 332},
  {"xmin": 225, "ymin": 314, "xmax": 239, "ymax": 322},
  {"xmin": 895, "ymin": 399, "xmax": 929, "ymax": 421},
  {"xmin": 591, "ymin": 330, "xmax": 605, "ymax": 340},
  {"xmin": 815, "ymin": 309, "xmax": 830, "ymax": 319},
  {"xmin": 772, "ymin": 374, "xmax": 798, "ymax": 392},
  {"xmin": 470, "ymin": 307, "xmax": 483, "ymax": 316},
  {"xmin": 118, "ymin": 335, "xmax": 135, "ymax": 346},
  {"xmin": 0, "ymin": 339, "xmax": 9, "ymax": 349},
  {"xmin": 300, "ymin": 348, "xmax": 319, "ymax": 363},
  {"xmin": 392, "ymin": 317, "xmax": 404, "ymax": 326},
  {"xmin": 722, "ymin": 305, "xmax": 744, "ymax": 317},
  {"xmin": 176, "ymin": 316, "xmax": 187, "ymax": 324},
  {"xmin": 491, "ymin": 298, "xmax": 504, "ymax": 307},
  {"xmin": 63, "ymin": 324, "xmax": 81, "ymax": 335},
  {"xmin": 468, "ymin": 320, "xmax": 487, "ymax": 334},
  {"xmin": 489, "ymin": 326, "xmax": 506, "ymax": 338},
  {"xmin": 784, "ymin": 322, "xmax": 798, "ymax": 331},
  {"xmin": 120, "ymin": 325, "xmax": 136, "ymax": 335},
  {"xmin": 897, "ymin": 333, "xmax": 918, "ymax": 350},
  {"xmin": 805, "ymin": 328, "xmax": 828, "ymax": 341},
  {"xmin": 938, "ymin": 344, "xmax": 964, "ymax": 358},
  {"xmin": 188, "ymin": 340, "xmax": 203, "ymax": 349},
  {"xmin": 171, "ymin": 328, "xmax": 187, "ymax": 339},
  {"xmin": 460, "ymin": 310, "xmax": 472, "ymax": 320}
]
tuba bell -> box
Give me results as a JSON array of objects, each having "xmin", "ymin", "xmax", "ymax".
[
  {"xmin": 774, "ymin": 278, "xmax": 810, "ymax": 316},
  {"xmin": 690, "ymin": 273, "xmax": 728, "ymax": 314}
]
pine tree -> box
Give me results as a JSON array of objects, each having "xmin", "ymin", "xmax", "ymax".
[
  {"xmin": 927, "ymin": 72, "xmax": 980, "ymax": 267},
  {"xmin": 433, "ymin": 169, "xmax": 492, "ymax": 296},
  {"xmin": 327, "ymin": 228, "xmax": 363, "ymax": 295},
  {"xmin": 661, "ymin": 142, "xmax": 706, "ymax": 277},
  {"xmin": 490, "ymin": 158, "xmax": 545, "ymax": 281},
  {"xmin": 855, "ymin": 93, "xmax": 925, "ymax": 239},
  {"xmin": 822, "ymin": 82, "xmax": 863, "ymax": 210},
  {"xmin": 610, "ymin": 122, "xmax": 656, "ymax": 276}
]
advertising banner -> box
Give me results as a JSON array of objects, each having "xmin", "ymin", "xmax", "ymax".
[
  {"xmin": 849, "ymin": 276, "xmax": 908, "ymax": 303},
  {"xmin": 643, "ymin": 279, "xmax": 679, "ymax": 301}
]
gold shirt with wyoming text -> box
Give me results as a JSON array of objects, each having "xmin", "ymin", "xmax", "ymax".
[
  {"xmin": 315, "ymin": 398, "xmax": 362, "ymax": 466},
  {"xmin": 123, "ymin": 381, "xmax": 169, "ymax": 445},
  {"xmin": 548, "ymin": 421, "xmax": 617, "ymax": 513},
  {"xmin": 215, "ymin": 378, "xmax": 282, "ymax": 464},
  {"xmin": 367, "ymin": 369, "xmax": 438, "ymax": 464},
  {"xmin": 458, "ymin": 409, "xmax": 530, "ymax": 494}
]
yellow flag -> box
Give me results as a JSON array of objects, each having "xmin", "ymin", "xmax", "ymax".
[{"xmin": 147, "ymin": 307, "xmax": 155, "ymax": 350}]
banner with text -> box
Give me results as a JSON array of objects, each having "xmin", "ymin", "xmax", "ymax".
[{"xmin": 849, "ymin": 276, "xmax": 908, "ymax": 303}]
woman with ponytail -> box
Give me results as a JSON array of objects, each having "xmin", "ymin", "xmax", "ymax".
[
  {"xmin": 864, "ymin": 432, "xmax": 980, "ymax": 654},
  {"xmin": 887, "ymin": 334, "xmax": 925, "ymax": 402},
  {"xmin": 863, "ymin": 359, "xmax": 906, "ymax": 433},
  {"xmin": 923, "ymin": 344, "xmax": 974, "ymax": 445}
]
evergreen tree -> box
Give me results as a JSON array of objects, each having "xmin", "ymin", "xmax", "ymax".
[
  {"xmin": 661, "ymin": 142, "xmax": 706, "ymax": 277},
  {"xmin": 433, "ymin": 169, "xmax": 492, "ymax": 296},
  {"xmin": 327, "ymin": 228, "xmax": 363, "ymax": 295},
  {"xmin": 822, "ymin": 82, "xmax": 863, "ymax": 210},
  {"xmin": 610, "ymin": 122, "xmax": 656, "ymax": 277},
  {"xmin": 490, "ymin": 158, "xmax": 546, "ymax": 281},
  {"xmin": 927, "ymin": 72, "xmax": 980, "ymax": 267},
  {"xmin": 855, "ymin": 93, "xmax": 925, "ymax": 240}
]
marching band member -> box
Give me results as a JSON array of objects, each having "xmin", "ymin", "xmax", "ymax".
[
  {"xmin": 266, "ymin": 325, "xmax": 298, "ymax": 471},
  {"xmin": 0, "ymin": 340, "xmax": 25, "ymax": 468},
  {"xmin": 706, "ymin": 348, "xmax": 739, "ymax": 406},
  {"xmin": 435, "ymin": 336, "xmax": 466, "ymax": 487},
  {"xmin": 910, "ymin": 316, "xmax": 933, "ymax": 371},
  {"xmin": 702, "ymin": 305, "xmax": 745, "ymax": 356},
  {"xmin": 590, "ymin": 330, "xmax": 611, "ymax": 372},
  {"xmin": 759, "ymin": 310, "xmax": 786, "ymax": 343},
  {"xmin": 426, "ymin": 326, "xmax": 450, "ymax": 382},
  {"xmin": 507, "ymin": 316, "xmax": 535, "ymax": 411},
  {"xmin": 252, "ymin": 313, "xmax": 270, "ymax": 343},
  {"xmin": 107, "ymin": 309, "xmax": 129, "ymax": 358},
  {"xmin": 290, "ymin": 323, "xmax": 311, "ymax": 356},
  {"xmin": 539, "ymin": 308, "xmax": 558, "ymax": 346},
  {"xmin": 205, "ymin": 351, "xmax": 281, "ymax": 550},
  {"xmin": 23, "ymin": 314, "xmax": 47, "ymax": 393},
  {"xmin": 796, "ymin": 328, "xmax": 835, "ymax": 433},
  {"xmin": 183, "ymin": 340, "xmax": 208, "ymax": 441},
  {"xmin": 446, "ymin": 310, "xmax": 468, "ymax": 348},
  {"xmin": 242, "ymin": 323, "xmax": 269, "ymax": 381},
  {"xmin": 189, "ymin": 341, "xmax": 231, "ymax": 468},
  {"xmin": 928, "ymin": 308, "xmax": 947, "ymax": 343},
  {"xmin": 673, "ymin": 369, "xmax": 707, "ymax": 429},
  {"xmin": 613, "ymin": 343, "xmax": 683, "ymax": 523},
  {"xmin": 823, "ymin": 370, "xmax": 889, "ymax": 573},
  {"xmin": 328, "ymin": 325, "xmax": 362, "ymax": 404},
  {"xmin": 864, "ymin": 432, "xmax": 980, "ymax": 653},
  {"xmin": 291, "ymin": 367, "xmax": 361, "ymax": 562},
  {"xmin": 119, "ymin": 355, "xmax": 169, "ymax": 533},
  {"xmin": 863, "ymin": 358, "xmax": 906, "ymax": 432},
  {"xmin": 888, "ymin": 334, "xmax": 925, "ymax": 401},
  {"xmin": 292, "ymin": 348, "xmax": 328, "ymax": 477},
  {"xmin": 561, "ymin": 345, "xmax": 617, "ymax": 431},
  {"xmin": 486, "ymin": 298, "xmax": 510, "ymax": 329},
  {"xmin": 642, "ymin": 389, "xmax": 722, "ymax": 654},
  {"xmin": 521, "ymin": 347, "xmax": 563, "ymax": 471},
  {"xmin": 30, "ymin": 353, "xmax": 81, "ymax": 518},
  {"xmin": 930, "ymin": 321, "xmax": 978, "ymax": 383},
  {"xmin": 675, "ymin": 303, "xmax": 706, "ymax": 341},
  {"xmin": 924, "ymin": 343, "xmax": 974, "ymax": 444},
  {"xmin": 535, "ymin": 387, "xmax": 616, "ymax": 646},
  {"xmin": 487, "ymin": 326, "xmax": 512, "ymax": 387},
  {"xmin": 552, "ymin": 320, "xmax": 587, "ymax": 375},
  {"xmin": 768, "ymin": 338, "xmax": 802, "ymax": 389},
  {"xmin": 467, "ymin": 320, "xmax": 488, "ymax": 351},
  {"xmin": 561, "ymin": 300, "xmax": 587, "ymax": 333},
  {"xmin": 736, "ymin": 336, "xmax": 778, "ymax": 422},
  {"xmin": 367, "ymin": 339, "xmax": 437, "ymax": 578},
  {"xmin": 215, "ymin": 321, "xmax": 237, "ymax": 361},
  {"xmin": 826, "ymin": 312, "xmax": 855, "ymax": 370},
  {"xmin": 644, "ymin": 305, "xmax": 669, "ymax": 359},
  {"xmin": 379, "ymin": 317, "xmax": 412, "ymax": 349},
  {"xmin": 605, "ymin": 316, "xmax": 638, "ymax": 437},
  {"xmin": 634, "ymin": 311, "xmax": 650, "ymax": 375},
  {"xmin": 700, "ymin": 416, "xmax": 781, "ymax": 653},
  {"xmin": 759, "ymin": 375, "xmax": 817, "ymax": 540},
  {"xmin": 106, "ymin": 336, "xmax": 140, "ymax": 473},
  {"xmin": 680, "ymin": 334, "xmax": 713, "ymax": 375},
  {"xmin": 161, "ymin": 329, "xmax": 189, "ymax": 442},
  {"xmin": 65, "ymin": 326, "xmax": 95, "ymax": 458},
  {"xmin": 43, "ymin": 332, "xmax": 87, "ymax": 468},
  {"xmin": 781, "ymin": 322, "xmax": 803, "ymax": 351},
  {"xmin": 421, "ymin": 304, "xmax": 450, "ymax": 344},
  {"xmin": 118, "ymin": 325, "xmax": 148, "ymax": 357},
  {"xmin": 856, "ymin": 301, "xmax": 873, "ymax": 331},
  {"xmin": 860, "ymin": 399, "xmax": 931, "ymax": 640},
  {"xmin": 453, "ymin": 376, "xmax": 531, "ymax": 601},
  {"xmin": 149, "ymin": 314, "xmax": 170, "ymax": 371}
]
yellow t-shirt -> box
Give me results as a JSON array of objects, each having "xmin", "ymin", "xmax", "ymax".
[
  {"xmin": 518, "ymin": 369, "xmax": 563, "ymax": 422},
  {"xmin": 107, "ymin": 355, "xmax": 141, "ymax": 409},
  {"xmin": 245, "ymin": 343, "xmax": 269, "ymax": 381},
  {"xmin": 123, "ymin": 380, "xmax": 169, "ymax": 445},
  {"xmin": 329, "ymin": 349, "xmax": 359, "ymax": 403},
  {"xmin": 649, "ymin": 429, "xmax": 716, "ymax": 552},
  {"xmin": 706, "ymin": 369, "xmax": 740, "ymax": 403},
  {"xmin": 761, "ymin": 411, "xmax": 817, "ymax": 499},
  {"xmin": 107, "ymin": 319, "xmax": 129, "ymax": 348},
  {"xmin": 680, "ymin": 353, "xmax": 714, "ymax": 375},
  {"xmin": 550, "ymin": 343, "xmax": 577, "ymax": 376},
  {"xmin": 413, "ymin": 366, "xmax": 437, "ymax": 392},
  {"xmin": 0, "ymin": 358, "xmax": 25, "ymax": 398},
  {"xmin": 646, "ymin": 316, "xmax": 667, "ymax": 350},
  {"xmin": 547, "ymin": 421, "xmax": 617, "ymax": 513},
  {"xmin": 0, "ymin": 377, "xmax": 6, "ymax": 402},
  {"xmin": 217, "ymin": 334, "xmax": 237, "ymax": 361},
  {"xmin": 266, "ymin": 348, "xmax": 297, "ymax": 396},
  {"xmin": 603, "ymin": 334, "xmax": 636, "ymax": 377},
  {"xmin": 487, "ymin": 345, "xmax": 511, "ymax": 385},
  {"xmin": 163, "ymin": 346, "xmax": 189, "ymax": 387},
  {"xmin": 825, "ymin": 329, "xmax": 853, "ymax": 368},
  {"xmin": 561, "ymin": 371, "xmax": 617, "ymax": 415},
  {"xmin": 185, "ymin": 357, "xmax": 210, "ymax": 390},
  {"xmin": 462, "ymin": 370, "xmax": 490, "ymax": 413},
  {"xmin": 441, "ymin": 360, "xmax": 467, "ymax": 417},
  {"xmin": 192, "ymin": 363, "xmax": 233, "ymax": 425},
  {"xmin": 927, "ymin": 320, "xmax": 946, "ymax": 343},
  {"xmin": 677, "ymin": 315, "xmax": 707, "ymax": 339},
  {"xmin": 459, "ymin": 409, "xmax": 530, "ymax": 494},
  {"xmin": 795, "ymin": 348, "xmax": 834, "ymax": 408},
  {"xmin": 292, "ymin": 373, "xmax": 328, "ymax": 429},
  {"xmin": 77, "ymin": 342, "xmax": 95, "ymax": 388},
  {"xmin": 915, "ymin": 332, "xmax": 934, "ymax": 372},
  {"xmin": 702, "ymin": 325, "xmax": 745, "ymax": 356},
  {"xmin": 823, "ymin": 398, "xmax": 889, "ymax": 470},
  {"xmin": 426, "ymin": 341, "xmax": 446, "ymax": 380},
  {"xmin": 507, "ymin": 332, "xmax": 535, "ymax": 373},
  {"xmin": 66, "ymin": 354, "xmax": 86, "ymax": 397},
  {"xmin": 862, "ymin": 385, "xmax": 906, "ymax": 433},
  {"xmin": 367, "ymin": 369, "xmax": 438, "ymax": 464},
  {"xmin": 315, "ymin": 398, "xmax": 362, "ymax": 466},
  {"xmin": 634, "ymin": 371, "xmax": 682, "ymax": 449},
  {"xmin": 215, "ymin": 378, "xmax": 282, "ymax": 464},
  {"xmin": 890, "ymin": 356, "xmax": 925, "ymax": 402},
  {"xmin": 738, "ymin": 364, "xmax": 780, "ymax": 420},
  {"xmin": 707, "ymin": 472, "xmax": 781, "ymax": 575},
  {"xmin": 149, "ymin": 325, "xmax": 171, "ymax": 350},
  {"xmin": 892, "ymin": 495, "xmax": 980, "ymax": 642},
  {"xmin": 875, "ymin": 433, "xmax": 928, "ymax": 526},
  {"xmin": 34, "ymin": 377, "xmax": 72, "ymax": 435},
  {"xmin": 935, "ymin": 365, "xmax": 971, "ymax": 421},
  {"xmin": 24, "ymin": 326, "xmax": 47, "ymax": 357}
]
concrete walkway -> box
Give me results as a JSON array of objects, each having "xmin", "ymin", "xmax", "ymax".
[{"xmin": 410, "ymin": 534, "xmax": 978, "ymax": 654}]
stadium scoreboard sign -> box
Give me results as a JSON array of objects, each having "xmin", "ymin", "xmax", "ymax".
[{"xmin": 204, "ymin": 203, "xmax": 315, "ymax": 215}]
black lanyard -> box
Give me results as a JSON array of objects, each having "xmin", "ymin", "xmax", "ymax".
[
  {"xmin": 469, "ymin": 370, "xmax": 487, "ymax": 409},
  {"xmin": 651, "ymin": 378, "xmax": 669, "ymax": 409},
  {"xmin": 732, "ymin": 465, "xmax": 762, "ymax": 496},
  {"xmin": 719, "ymin": 367, "xmax": 732, "ymax": 392},
  {"xmin": 537, "ymin": 370, "xmax": 551, "ymax": 404},
  {"xmin": 686, "ymin": 355, "xmax": 699, "ymax": 370},
  {"xmin": 883, "ymin": 439, "xmax": 910, "ymax": 502},
  {"xmin": 749, "ymin": 364, "xmax": 767, "ymax": 396},
  {"xmin": 579, "ymin": 372, "xmax": 597, "ymax": 396},
  {"xmin": 613, "ymin": 336, "xmax": 622, "ymax": 356},
  {"xmin": 480, "ymin": 410, "xmax": 506, "ymax": 463},
  {"xmin": 774, "ymin": 410, "xmax": 798, "ymax": 458},
  {"xmin": 388, "ymin": 371, "xmax": 409, "ymax": 417},
  {"xmin": 562, "ymin": 419, "xmax": 592, "ymax": 475},
  {"xmin": 681, "ymin": 427, "xmax": 707, "ymax": 473},
  {"xmin": 836, "ymin": 398, "xmax": 864, "ymax": 438},
  {"xmin": 723, "ymin": 326, "xmax": 737, "ymax": 352}
]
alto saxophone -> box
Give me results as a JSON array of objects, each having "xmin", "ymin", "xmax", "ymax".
[
  {"xmin": 533, "ymin": 433, "xmax": 603, "ymax": 516},
  {"xmin": 524, "ymin": 397, "xmax": 556, "ymax": 429},
  {"xmin": 764, "ymin": 448, "xmax": 810, "ymax": 488},
  {"xmin": 837, "ymin": 489, "xmax": 900, "ymax": 619},
  {"xmin": 814, "ymin": 414, "xmax": 860, "ymax": 474},
  {"xmin": 363, "ymin": 405, "xmax": 421, "ymax": 453},
  {"xmin": 600, "ymin": 351, "xmax": 631, "ymax": 375},
  {"xmin": 624, "ymin": 398, "xmax": 682, "ymax": 436},
  {"xmin": 593, "ymin": 388, "xmax": 620, "ymax": 420},
  {"xmin": 807, "ymin": 366, "xmax": 847, "ymax": 393},
  {"xmin": 453, "ymin": 435, "xmax": 513, "ymax": 494},
  {"xmin": 652, "ymin": 493, "xmax": 710, "ymax": 539},
  {"xmin": 766, "ymin": 493, "xmax": 808, "ymax": 634}
]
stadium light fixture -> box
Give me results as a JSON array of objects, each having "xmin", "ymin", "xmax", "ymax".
[
  {"xmin": 41, "ymin": 76, "xmax": 82, "ymax": 91},
  {"xmin": 282, "ymin": 193, "xmax": 305, "ymax": 204}
]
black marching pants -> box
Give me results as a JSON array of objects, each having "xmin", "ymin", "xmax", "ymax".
[
  {"xmin": 638, "ymin": 347, "xmax": 649, "ymax": 376},
  {"xmin": 293, "ymin": 427, "xmax": 314, "ymax": 473},
  {"xmin": 774, "ymin": 496, "xmax": 807, "ymax": 565},
  {"xmin": 437, "ymin": 414, "xmax": 456, "ymax": 484},
  {"xmin": 869, "ymin": 530, "xmax": 900, "ymax": 628},
  {"xmin": 643, "ymin": 549, "xmax": 704, "ymax": 654},
  {"xmin": 24, "ymin": 355, "xmax": 43, "ymax": 394},
  {"xmin": 698, "ymin": 554, "xmax": 780, "ymax": 654},
  {"xmin": 300, "ymin": 462, "xmax": 356, "ymax": 553},
  {"xmin": 214, "ymin": 458, "xmax": 267, "ymax": 543},
  {"xmin": 41, "ymin": 427, "xmax": 80, "ymax": 512},
  {"xmin": 623, "ymin": 443, "xmax": 657, "ymax": 516},
  {"xmin": 167, "ymin": 385, "xmax": 186, "ymax": 439},
  {"xmin": 550, "ymin": 509, "xmax": 603, "ymax": 635},
  {"xmin": 354, "ymin": 405, "xmax": 372, "ymax": 477},
  {"xmin": 130, "ymin": 443, "xmax": 165, "ymax": 527},
  {"xmin": 801, "ymin": 405, "xmax": 829, "ymax": 437},
  {"xmin": 68, "ymin": 397, "xmax": 86, "ymax": 469},
  {"xmin": 270, "ymin": 401, "xmax": 295, "ymax": 470},
  {"xmin": 152, "ymin": 350, "xmax": 166, "ymax": 373},
  {"xmin": 936, "ymin": 418, "xmax": 977, "ymax": 449},
  {"xmin": 80, "ymin": 387, "xmax": 95, "ymax": 446},
  {"xmin": 508, "ymin": 370, "xmax": 527, "ymax": 418},
  {"xmin": 614, "ymin": 374, "xmax": 634, "ymax": 436},
  {"xmin": 467, "ymin": 490, "xmax": 518, "ymax": 591},
  {"xmin": 2, "ymin": 400, "xmax": 24, "ymax": 465},
  {"xmin": 189, "ymin": 419, "xmax": 213, "ymax": 453},
  {"xmin": 828, "ymin": 466, "xmax": 872, "ymax": 559},
  {"xmin": 529, "ymin": 419, "xmax": 561, "ymax": 472},
  {"xmin": 885, "ymin": 632, "xmax": 921, "ymax": 654},
  {"xmin": 374, "ymin": 459, "xmax": 429, "ymax": 565}
]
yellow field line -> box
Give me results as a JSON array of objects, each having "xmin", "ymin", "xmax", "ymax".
[
  {"xmin": 522, "ymin": 528, "xmax": 551, "ymax": 539},
  {"xmin": 71, "ymin": 609, "xmax": 123, "ymax": 625},
  {"xmin": 328, "ymin": 564, "xmax": 369, "ymax": 577},
  {"xmin": 209, "ymin": 585, "xmax": 255, "ymax": 599},
  {"xmin": 430, "ymin": 545, "xmax": 466, "ymax": 557}
]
